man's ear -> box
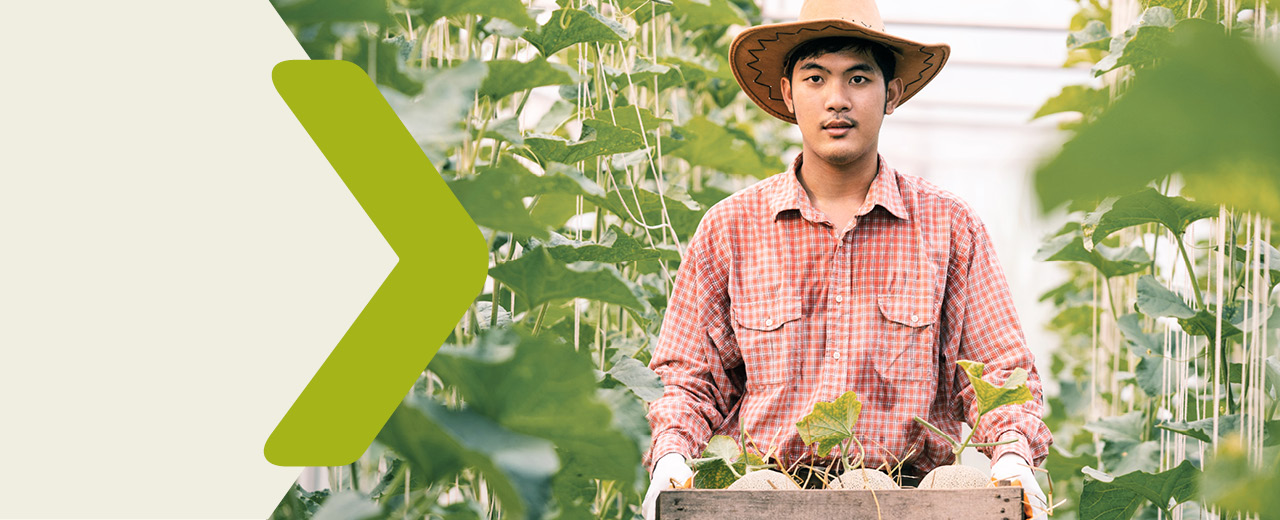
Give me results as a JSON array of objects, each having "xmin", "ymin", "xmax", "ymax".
[
  {"xmin": 780, "ymin": 76, "xmax": 795, "ymax": 114},
  {"xmin": 883, "ymin": 76, "xmax": 904, "ymax": 115}
]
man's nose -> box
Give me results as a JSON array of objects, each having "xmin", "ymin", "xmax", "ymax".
[{"xmin": 824, "ymin": 84, "xmax": 852, "ymax": 113}]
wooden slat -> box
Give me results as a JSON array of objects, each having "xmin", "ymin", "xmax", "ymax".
[{"xmin": 657, "ymin": 488, "xmax": 1025, "ymax": 520}]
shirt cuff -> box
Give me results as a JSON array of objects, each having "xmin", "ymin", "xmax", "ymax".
[
  {"xmin": 987, "ymin": 430, "xmax": 1034, "ymax": 467},
  {"xmin": 644, "ymin": 430, "xmax": 698, "ymax": 475}
]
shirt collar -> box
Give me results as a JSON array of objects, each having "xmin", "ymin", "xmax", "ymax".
[{"xmin": 767, "ymin": 152, "xmax": 911, "ymax": 222}]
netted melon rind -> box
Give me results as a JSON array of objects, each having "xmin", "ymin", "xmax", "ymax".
[
  {"xmin": 829, "ymin": 468, "xmax": 900, "ymax": 490},
  {"xmin": 725, "ymin": 470, "xmax": 801, "ymax": 490},
  {"xmin": 916, "ymin": 465, "xmax": 989, "ymax": 489}
]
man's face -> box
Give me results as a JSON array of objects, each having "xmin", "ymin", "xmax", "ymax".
[{"xmin": 781, "ymin": 48, "xmax": 904, "ymax": 168}]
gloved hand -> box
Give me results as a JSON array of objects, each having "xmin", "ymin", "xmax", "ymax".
[
  {"xmin": 991, "ymin": 453, "xmax": 1047, "ymax": 519},
  {"xmin": 643, "ymin": 452, "xmax": 693, "ymax": 520}
]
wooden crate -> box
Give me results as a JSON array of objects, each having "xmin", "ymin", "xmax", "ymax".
[{"xmin": 657, "ymin": 488, "xmax": 1026, "ymax": 520}]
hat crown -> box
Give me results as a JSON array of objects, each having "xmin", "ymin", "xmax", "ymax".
[{"xmin": 798, "ymin": 0, "xmax": 885, "ymax": 31}]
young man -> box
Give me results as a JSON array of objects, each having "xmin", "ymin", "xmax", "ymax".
[{"xmin": 641, "ymin": 0, "xmax": 1052, "ymax": 518}]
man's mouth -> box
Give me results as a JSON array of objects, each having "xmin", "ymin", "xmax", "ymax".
[{"xmin": 823, "ymin": 120, "xmax": 854, "ymax": 136}]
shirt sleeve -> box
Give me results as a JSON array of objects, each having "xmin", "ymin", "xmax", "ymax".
[
  {"xmin": 945, "ymin": 214, "xmax": 1053, "ymax": 467},
  {"xmin": 643, "ymin": 209, "xmax": 744, "ymax": 474}
]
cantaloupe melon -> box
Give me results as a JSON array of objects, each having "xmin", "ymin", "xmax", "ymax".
[
  {"xmin": 725, "ymin": 470, "xmax": 801, "ymax": 490},
  {"xmin": 829, "ymin": 469, "xmax": 899, "ymax": 490},
  {"xmin": 916, "ymin": 465, "xmax": 989, "ymax": 489}
]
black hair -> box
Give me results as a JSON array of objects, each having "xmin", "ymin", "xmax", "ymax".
[{"xmin": 782, "ymin": 36, "xmax": 897, "ymax": 87}]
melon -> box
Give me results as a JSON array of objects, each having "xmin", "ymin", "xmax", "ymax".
[
  {"xmin": 829, "ymin": 469, "xmax": 899, "ymax": 490},
  {"xmin": 726, "ymin": 470, "xmax": 801, "ymax": 490},
  {"xmin": 916, "ymin": 465, "xmax": 989, "ymax": 489}
]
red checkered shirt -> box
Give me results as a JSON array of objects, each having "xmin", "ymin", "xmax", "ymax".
[{"xmin": 643, "ymin": 153, "xmax": 1051, "ymax": 475}]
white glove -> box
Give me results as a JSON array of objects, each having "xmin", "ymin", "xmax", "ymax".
[
  {"xmin": 991, "ymin": 453, "xmax": 1047, "ymax": 519},
  {"xmin": 643, "ymin": 453, "xmax": 693, "ymax": 520}
]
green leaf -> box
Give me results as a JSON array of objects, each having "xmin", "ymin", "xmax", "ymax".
[
  {"xmin": 523, "ymin": 6, "xmax": 630, "ymax": 56},
  {"xmin": 411, "ymin": 0, "xmax": 537, "ymax": 28},
  {"xmin": 591, "ymin": 106, "xmax": 670, "ymax": 136},
  {"xmin": 1035, "ymin": 21, "xmax": 1280, "ymax": 215},
  {"xmin": 1085, "ymin": 411, "xmax": 1147, "ymax": 443},
  {"xmin": 479, "ymin": 57, "xmax": 581, "ymax": 100},
  {"xmin": 1177, "ymin": 309, "xmax": 1243, "ymax": 339},
  {"xmin": 446, "ymin": 157, "xmax": 607, "ymax": 239},
  {"xmin": 1080, "ymin": 460, "xmax": 1199, "ymax": 520},
  {"xmin": 1203, "ymin": 437, "xmax": 1280, "ymax": 519},
  {"xmin": 672, "ymin": 0, "xmax": 746, "ymax": 30},
  {"xmin": 689, "ymin": 435, "xmax": 765, "ymax": 489},
  {"xmin": 381, "ymin": 61, "xmax": 488, "ymax": 165},
  {"xmin": 490, "ymin": 247, "xmax": 651, "ymax": 311},
  {"xmin": 1082, "ymin": 189, "xmax": 1217, "ymax": 244},
  {"xmin": 1134, "ymin": 275, "xmax": 1197, "ymax": 319},
  {"xmin": 957, "ymin": 360, "xmax": 1034, "ymax": 416},
  {"xmin": 606, "ymin": 354, "xmax": 665, "ymax": 402},
  {"xmin": 523, "ymin": 119, "xmax": 647, "ymax": 165},
  {"xmin": 1093, "ymin": 7, "xmax": 1177, "ymax": 76},
  {"xmin": 601, "ymin": 186, "xmax": 705, "ymax": 239},
  {"xmin": 535, "ymin": 226, "xmax": 681, "ymax": 264},
  {"xmin": 1157, "ymin": 414, "xmax": 1242, "ymax": 443},
  {"xmin": 1116, "ymin": 314, "xmax": 1169, "ymax": 396},
  {"xmin": 1034, "ymin": 84, "xmax": 1110, "ymax": 119},
  {"xmin": 1034, "ymin": 233, "xmax": 1151, "ymax": 278},
  {"xmin": 429, "ymin": 328, "xmax": 641, "ymax": 486},
  {"xmin": 377, "ymin": 395, "xmax": 559, "ymax": 520},
  {"xmin": 795, "ymin": 391, "xmax": 863, "ymax": 457},
  {"xmin": 668, "ymin": 116, "xmax": 785, "ymax": 178},
  {"xmin": 1069, "ymin": 20, "xmax": 1113, "ymax": 50}
]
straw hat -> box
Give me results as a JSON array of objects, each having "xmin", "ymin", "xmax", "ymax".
[{"xmin": 729, "ymin": 0, "xmax": 951, "ymax": 124}]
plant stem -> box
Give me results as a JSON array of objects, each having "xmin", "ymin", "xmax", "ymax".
[
  {"xmin": 956, "ymin": 414, "xmax": 984, "ymax": 460},
  {"xmin": 1175, "ymin": 232, "xmax": 1206, "ymax": 308},
  {"xmin": 913, "ymin": 416, "xmax": 960, "ymax": 450},
  {"xmin": 531, "ymin": 302, "xmax": 550, "ymax": 335}
]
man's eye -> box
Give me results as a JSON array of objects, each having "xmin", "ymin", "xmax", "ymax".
[
  {"xmin": 851, "ymin": 76, "xmax": 869, "ymax": 84},
  {"xmin": 805, "ymin": 76, "xmax": 821, "ymax": 83}
]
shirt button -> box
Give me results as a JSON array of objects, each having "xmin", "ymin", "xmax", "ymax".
[
  {"xmin": 832, "ymin": 351, "xmax": 841, "ymax": 360},
  {"xmin": 765, "ymin": 317, "xmax": 773, "ymax": 327},
  {"xmin": 835, "ymin": 295, "xmax": 843, "ymax": 303},
  {"xmin": 911, "ymin": 314, "xmax": 920, "ymax": 323}
]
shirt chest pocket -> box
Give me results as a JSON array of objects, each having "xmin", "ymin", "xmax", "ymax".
[
  {"xmin": 732, "ymin": 296, "xmax": 802, "ymax": 387},
  {"xmin": 874, "ymin": 293, "xmax": 938, "ymax": 382}
]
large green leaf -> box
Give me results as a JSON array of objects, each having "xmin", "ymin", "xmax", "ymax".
[
  {"xmin": 1157, "ymin": 414, "xmax": 1243, "ymax": 443},
  {"xmin": 591, "ymin": 106, "xmax": 670, "ymax": 136},
  {"xmin": 606, "ymin": 354, "xmax": 665, "ymax": 402},
  {"xmin": 795, "ymin": 391, "xmax": 863, "ymax": 457},
  {"xmin": 1035, "ymin": 21, "xmax": 1280, "ymax": 216},
  {"xmin": 523, "ymin": 6, "xmax": 630, "ymax": 56},
  {"xmin": 957, "ymin": 360, "xmax": 1034, "ymax": 416},
  {"xmin": 479, "ymin": 57, "xmax": 581, "ymax": 101},
  {"xmin": 1082, "ymin": 189, "xmax": 1217, "ymax": 245},
  {"xmin": 381, "ymin": 60, "xmax": 488, "ymax": 165},
  {"xmin": 1134, "ymin": 275, "xmax": 1197, "ymax": 319},
  {"xmin": 668, "ymin": 116, "xmax": 785, "ymax": 178},
  {"xmin": 1085, "ymin": 411, "xmax": 1147, "ymax": 443},
  {"xmin": 411, "ymin": 0, "xmax": 537, "ymax": 28},
  {"xmin": 689, "ymin": 435, "xmax": 766, "ymax": 489},
  {"xmin": 1033, "ymin": 84, "xmax": 1110, "ymax": 119},
  {"xmin": 672, "ymin": 0, "xmax": 746, "ymax": 30},
  {"xmin": 1068, "ymin": 20, "xmax": 1112, "ymax": 50},
  {"xmin": 1080, "ymin": 460, "xmax": 1198, "ymax": 520},
  {"xmin": 1177, "ymin": 309, "xmax": 1243, "ymax": 339},
  {"xmin": 601, "ymin": 186, "xmax": 705, "ymax": 239},
  {"xmin": 1203, "ymin": 437, "xmax": 1280, "ymax": 519},
  {"xmin": 535, "ymin": 226, "xmax": 680, "ymax": 264},
  {"xmin": 489, "ymin": 247, "xmax": 651, "ymax": 311},
  {"xmin": 429, "ymin": 329, "xmax": 641, "ymax": 486},
  {"xmin": 1116, "ymin": 313, "xmax": 1169, "ymax": 396},
  {"xmin": 1034, "ymin": 233, "xmax": 1151, "ymax": 278},
  {"xmin": 376, "ymin": 395, "xmax": 559, "ymax": 520},
  {"xmin": 523, "ymin": 119, "xmax": 647, "ymax": 165},
  {"xmin": 310, "ymin": 492, "xmax": 382, "ymax": 520},
  {"xmin": 447, "ymin": 157, "xmax": 608, "ymax": 239},
  {"xmin": 1093, "ymin": 7, "xmax": 1177, "ymax": 75}
]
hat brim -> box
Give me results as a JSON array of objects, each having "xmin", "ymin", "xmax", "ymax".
[{"xmin": 730, "ymin": 19, "xmax": 951, "ymax": 124}]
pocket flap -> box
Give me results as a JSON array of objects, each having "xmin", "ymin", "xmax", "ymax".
[
  {"xmin": 734, "ymin": 296, "xmax": 802, "ymax": 331},
  {"xmin": 876, "ymin": 293, "xmax": 936, "ymax": 328}
]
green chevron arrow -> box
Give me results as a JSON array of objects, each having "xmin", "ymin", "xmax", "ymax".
[{"xmin": 265, "ymin": 60, "xmax": 487, "ymax": 466}]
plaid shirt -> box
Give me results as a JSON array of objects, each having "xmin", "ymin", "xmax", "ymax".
[{"xmin": 643, "ymin": 153, "xmax": 1051, "ymax": 475}]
